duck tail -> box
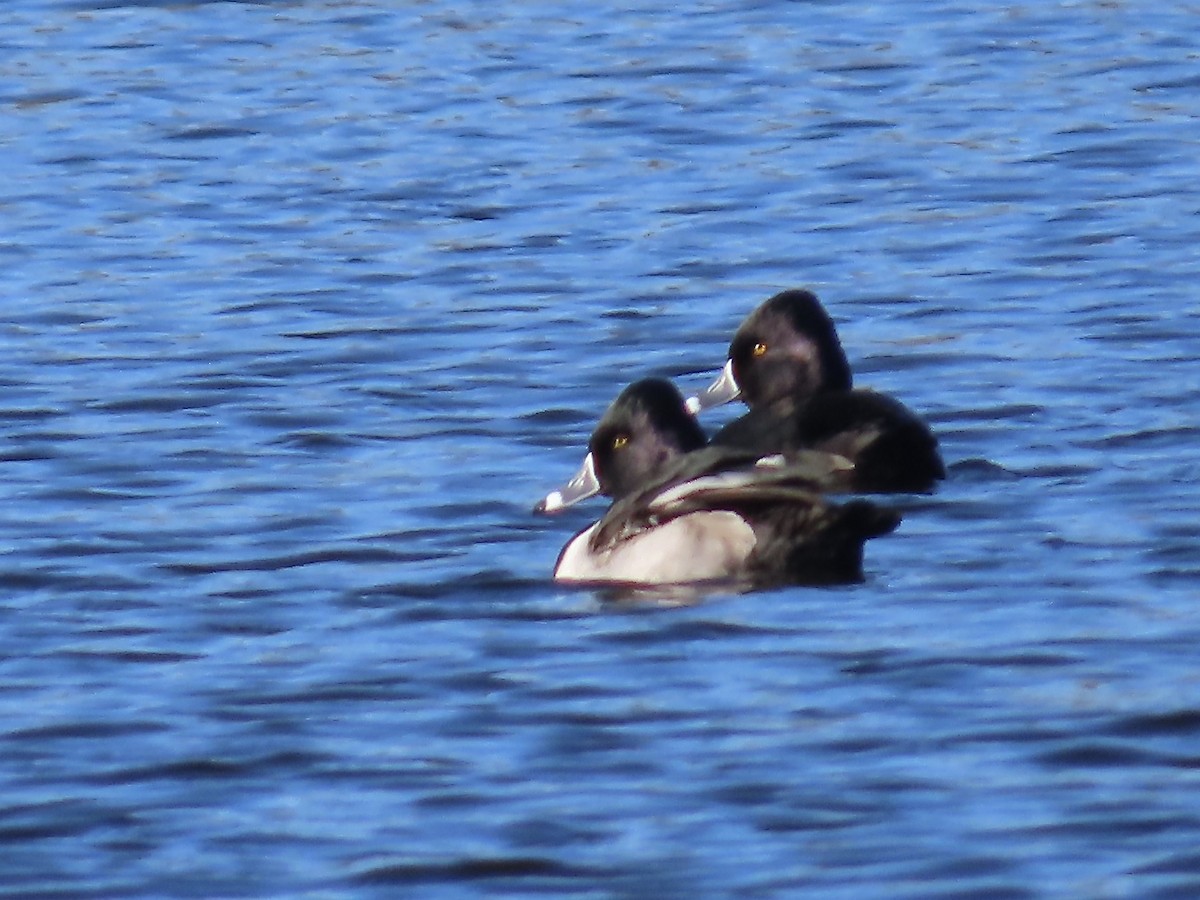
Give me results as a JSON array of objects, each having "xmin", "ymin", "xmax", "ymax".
[
  {"xmin": 857, "ymin": 424, "xmax": 946, "ymax": 490},
  {"xmin": 784, "ymin": 499, "xmax": 900, "ymax": 583},
  {"xmin": 837, "ymin": 498, "xmax": 902, "ymax": 541}
]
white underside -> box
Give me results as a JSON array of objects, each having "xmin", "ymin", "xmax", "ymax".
[{"xmin": 553, "ymin": 511, "xmax": 757, "ymax": 585}]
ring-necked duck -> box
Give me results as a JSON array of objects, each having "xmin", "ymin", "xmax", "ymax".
[
  {"xmin": 688, "ymin": 289, "xmax": 945, "ymax": 493},
  {"xmin": 537, "ymin": 378, "xmax": 900, "ymax": 588}
]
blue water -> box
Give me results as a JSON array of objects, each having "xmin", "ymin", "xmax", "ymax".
[{"xmin": 3, "ymin": 0, "xmax": 1200, "ymax": 896}]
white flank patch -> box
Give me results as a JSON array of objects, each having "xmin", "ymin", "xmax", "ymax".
[
  {"xmin": 554, "ymin": 512, "xmax": 757, "ymax": 585},
  {"xmin": 755, "ymin": 454, "xmax": 787, "ymax": 468}
]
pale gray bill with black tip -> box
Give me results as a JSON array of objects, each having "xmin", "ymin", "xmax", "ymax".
[
  {"xmin": 685, "ymin": 359, "xmax": 741, "ymax": 414},
  {"xmin": 533, "ymin": 451, "xmax": 601, "ymax": 514}
]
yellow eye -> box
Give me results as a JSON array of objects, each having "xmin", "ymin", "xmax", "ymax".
[
  {"xmin": 752, "ymin": 341, "xmax": 768, "ymax": 357},
  {"xmin": 612, "ymin": 434, "xmax": 629, "ymax": 450}
]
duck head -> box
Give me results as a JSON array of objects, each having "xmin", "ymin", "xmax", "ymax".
[
  {"xmin": 689, "ymin": 289, "xmax": 852, "ymax": 412},
  {"xmin": 535, "ymin": 378, "xmax": 705, "ymax": 513}
]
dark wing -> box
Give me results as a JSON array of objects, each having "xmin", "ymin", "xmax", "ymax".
[
  {"xmin": 588, "ymin": 453, "xmax": 854, "ymax": 554},
  {"xmin": 714, "ymin": 390, "xmax": 944, "ymax": 492},
  {"xmin": 665, "ymin": 482, "xmax": 900, "ymax": 585}
]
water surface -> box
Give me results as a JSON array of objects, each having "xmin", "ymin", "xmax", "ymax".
[{"xmin": 2, "ymin": 1, "xmax": 1200, "ymax": 896}]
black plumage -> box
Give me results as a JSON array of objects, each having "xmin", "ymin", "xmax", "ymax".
[
  {"xmin": 696, "ymin": 289, "xmax": 945, "ymax": 493},
  {"xmin": 548, "ymin": 379, "xmax": 900, "ymax": 588}
]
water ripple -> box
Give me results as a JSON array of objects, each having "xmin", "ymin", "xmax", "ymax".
[{"xmin": 2, "ymin": 0, "xmax": 1200, "ymax": 897}]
